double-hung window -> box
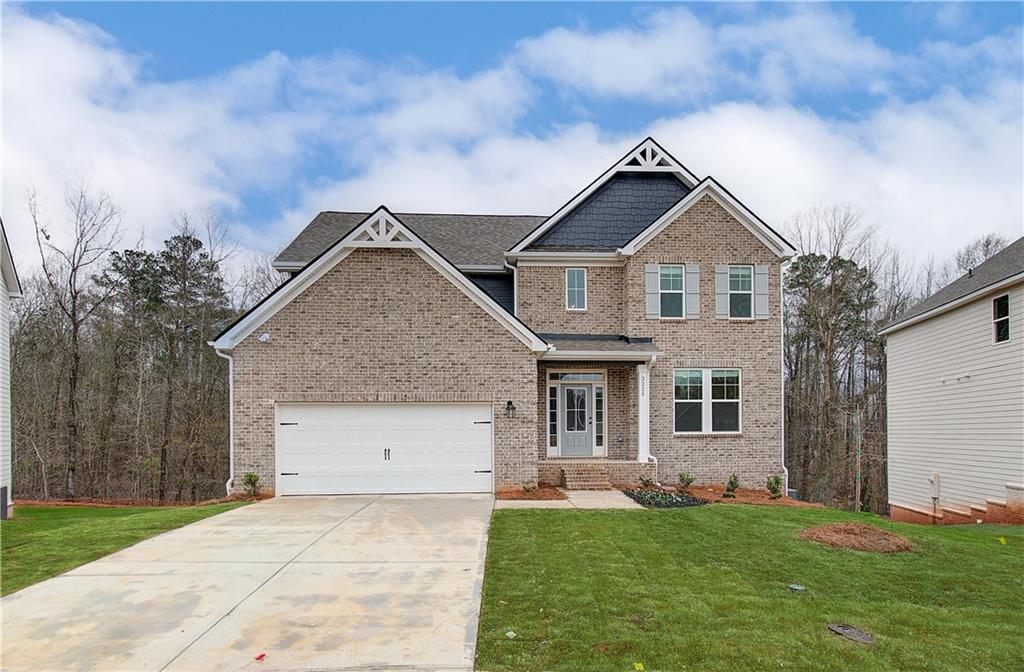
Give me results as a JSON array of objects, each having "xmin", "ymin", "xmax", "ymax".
[
  {"xmin": 728, "ymin": 266, "xmax": 753, "ymax": 318},
  {"xmin": 566, "ymin": 268, "xmax": 587, "ymax": 310},
  {"xmin": 993, "ymin": 294, "xmax": 1010, "ymax": 343},
  {"xmin": 660, "ymin": 265, "xmax": 684, "ymax": 318},
  {"xmin": 674, "ymin": 368, "xmax": 741, "ymax": 433}
]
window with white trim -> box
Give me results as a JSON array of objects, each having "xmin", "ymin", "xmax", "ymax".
[
  {"xmin": 729, "ymin": 266, "xmax": 753, "ymax": 318},
  {"xmin": 993, "ymin": 294, "xmax": 1010, "ymax": 343},
  {"xmin": 673, "ymin": 368, "xmax": 741, "ymax": 433},
  {"xmin": 566, "ymin": 268, "xmax": 587, "ymax": 310},
  {"xmin": 660, "ymin": 265, "xmax": 684, "ymax": 318}
]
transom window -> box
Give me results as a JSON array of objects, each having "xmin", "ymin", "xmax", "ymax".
[
  {"xmin": 566, "ymin": 268, "xmax": 587, "ymax": 310},
  {"xmin": 993, "ymin": 294, "xmax": 1010, "ymax": 343},
  {"xmin": 659, "ymin": 265, "xmax": 684, "ymax": 318},
  {"xmin": 674, "ymin": 368, "xmax": 741, "ymax": 433},
  {"xmin": 549, "ymin": 372, "xmax": 604, "ymax": 381},
  {"xmin": 729, "ymin": 266, "xmax": 753, "ymax": 318}
]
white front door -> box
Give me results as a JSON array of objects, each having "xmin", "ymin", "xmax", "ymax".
[
  {"xmin": 275, "ymin": 403, "xmax": 493, "ymax": 495},
  {"xmin": 560, "ymin": 385, "xmax": 593, "ymax": 456}
]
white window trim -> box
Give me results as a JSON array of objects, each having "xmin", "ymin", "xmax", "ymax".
[
  {"xmin": 672, "ymin": 368, "xmax": 742, "ymax": 435},
  {"xmin": 728, "ymin": 265, "xmax": 754, "ymax": 320},
  {"xmin": 565, "ymin": 267, "xmax": 588, "ymax": 311},
  {"xmin": 659, "ymin": 264, "xmax": 685, "ymax": 320},
  {"xmin": 993, "ymin": 293, "xmax": 1011, "ymax": 345},
  {"xmin": 546, "ymin": 368, "xmax": 607, "ymax": 456}
]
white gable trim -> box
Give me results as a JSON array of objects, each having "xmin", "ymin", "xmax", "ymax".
[
  {"xmin": 1, "ymin": 221, "xmax": 22, "ymax": 298},
  {"xmin": 212, "ymin": 207, "xmax": 549, "ymax": 352},
  {"xmin": 618, "ymin": 179, "xmax": 797, "ymax": 259},
  {"xmin": 509, "ymin": 137, "xmax": 700, "ymax": 254}
]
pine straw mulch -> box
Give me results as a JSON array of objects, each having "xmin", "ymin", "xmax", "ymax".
[
  {"xmin": 13, "ymin": 493, "xmax": 271, "ymax": 508},
  {"xmin": 798, "ymin": 522, "xmax": 914, "ymax": 553},
  {"xmin": 495, "ymin": 486, "xmax": 568, "ymax": 500},
  {"xmin": 682, "ymin": 484, "xmax": 823, "ymax": 508}
]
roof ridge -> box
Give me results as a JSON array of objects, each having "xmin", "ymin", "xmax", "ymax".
[{"xmin": 319, "ymin": 210, "xmax": 547, "ymax": 218}]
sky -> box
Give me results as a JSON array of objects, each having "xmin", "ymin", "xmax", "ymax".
[{"xmin": 3, "ymin": 2, "xmax": 1023, "ymax": 276}]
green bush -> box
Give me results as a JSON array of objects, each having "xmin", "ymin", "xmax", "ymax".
[
  {"xmin": 242, "ymin": 472, "xmax": 261, "ymax": 498},
  {"xmin": 723, "ymin": 473, "xmax": 740, "ymax": 498},
  {"xmin": 766, "ymin": 474, "xmax": 784, "ymax": 499},
  {"xmin": 639, "ymin": 477, "xmax": 655, "ymax": 489},
  {"xmin": 678, "ymin": 472, "xmax": 695, "ymax": 489}
]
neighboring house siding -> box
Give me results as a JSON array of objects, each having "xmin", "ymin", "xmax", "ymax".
[
  {"xmin": 0, "ymin": 286, "xmax": 10, "ymax": 507},
  {"xmin": 517, "ymin": 265, "xmax": 625, "ymax": 334},
  {"xmin": 230, "ymin": 248, "xmax": 538, "ymax": 492},
  {"xmin": 624, "ymin": 195, "xmax": 784, "ymax": 486},
  {"xmin": 887, "ymin": 283, "xmax": 1024, "ymax": 513}
]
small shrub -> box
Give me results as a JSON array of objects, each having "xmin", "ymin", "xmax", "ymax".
[
  {"xmin": 678, "ymin": 472, "xmax": 695, "ymax": 489},
  {"xmin": 242, "ymin": 472, "xmax": 261, "ymax": 498},
  {"xmin": 639, "ymin": 477, "xmax": 655, "ymax": 489},
  {"xmin": 723, "ymin": 473, "xmax": 740, "ymax": 498},
  {"xmin": 766, "ymin": 474, "xmax": 784, "ymax": 499}
]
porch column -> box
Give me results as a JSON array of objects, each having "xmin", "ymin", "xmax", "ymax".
[{"xmin": 637, "ymin": 363, "xmax": 651, "ymax": 462}]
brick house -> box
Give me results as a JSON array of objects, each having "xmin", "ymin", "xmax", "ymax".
[{"xmin": 211, "ymin": 138, "xmax": 797, "ymax": 495}]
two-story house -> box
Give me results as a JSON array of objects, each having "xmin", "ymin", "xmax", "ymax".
[{"xmin": 211, "ymin": 138, "xmax": 797, "ymax": 495}]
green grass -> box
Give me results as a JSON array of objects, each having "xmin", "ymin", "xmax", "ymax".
[
  {"xmin": 477, "ymin": 505, "xmax": 1024, "ymax": 672},
  {"xmin": 0, "ymin": 502, "xmax": 247, "ymax": 595}
]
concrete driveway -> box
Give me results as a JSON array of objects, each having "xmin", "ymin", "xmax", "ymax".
[{"xmin": 1, "ymin": 495, "xmax": 493, "ymax": 672}]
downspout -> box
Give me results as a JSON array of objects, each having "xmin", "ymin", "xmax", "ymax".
[
  {"xmin": 779, "ymin": 259, "xmax": 790, "ymax": 493},
  {"xmin": 213, "ymin": 346, "xmax": 235, "ymax": 496}
]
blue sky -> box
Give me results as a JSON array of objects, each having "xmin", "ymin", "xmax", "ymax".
[{"xmin": 4, "ymin": 2, "xmax": 1022, "ymax": 272}]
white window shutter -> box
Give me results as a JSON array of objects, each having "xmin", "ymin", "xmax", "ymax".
[
  {"xmin": 685, "ymin": 263, "xmax": 700, "ymax": 319},
  {"xmin": 714, "ymin": 265, "xmax": 729, "ymax": 318},
  {"xmin": 754, "ymin": 265, "xmax": 769, "ymax": 319},
  {"xmin": 645, "ymin": 264, "xmax": 660, "ymax": 319}
]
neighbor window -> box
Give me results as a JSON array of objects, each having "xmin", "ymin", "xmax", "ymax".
[
  {"xmin": 660, "ymin": 265, "xmax": 684, "ymax": 318},
  {"xmin": 674, "ymin": 368, "xmax": 741, "ymax": 433},
  {"xmin": 729, "ymin": 266, "xmax": 753, "ymax": 318},
  {"xmin": 993, "ymin": 294, "xmax": 1010, "ymax": 343},
  {"xmin": 566, "ymin": 268, "xmax": 587, "ymax": 310}
]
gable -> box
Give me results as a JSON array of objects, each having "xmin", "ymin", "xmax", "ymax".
[
  {"xmin": 527, "ymin": 172, "xmax": 690, "ymax": 250},
  {"xmin": 213, "ymin": 208, "xmax": 548, "ymax": 352}
]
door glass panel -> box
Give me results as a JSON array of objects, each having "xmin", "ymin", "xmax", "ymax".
[{"xmin": 564, "ymin": 387, "xmax": 587, "ymax": 432}]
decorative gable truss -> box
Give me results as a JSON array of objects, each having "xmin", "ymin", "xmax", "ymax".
[
  {"xmin": 211, "ymin": 207, "xmax": 549, "ymax": 352},
  {"xmin": 622, "ymin": 140, "xmax": 678, "ymax": 171}
]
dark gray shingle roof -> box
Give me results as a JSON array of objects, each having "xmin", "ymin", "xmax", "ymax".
[
  {"xmin": 886, "ymin": 236, "xmax": 1024, "ymax": 331},
  {"xmin": 275, "ymin": 212, "xmax": 546, "ymax": 268},
  {"xmin": 540, "ymin": 334, "xmax": 662, "ymax": 353},
  {"xmin": 528, "ymin": 172, "xmax": 690, "ymax": 250}
]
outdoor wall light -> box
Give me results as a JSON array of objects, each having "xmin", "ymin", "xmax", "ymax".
[{"xmin": 506, "ymin": 400, "xmax": 517, "ymax": 418}]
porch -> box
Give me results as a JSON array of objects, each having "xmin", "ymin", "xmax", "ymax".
[{"xmin": 536, "ymin": 335, "xmax": 659, "ymax": 489}]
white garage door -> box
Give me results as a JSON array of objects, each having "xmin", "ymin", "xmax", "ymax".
[{"xmin": 275, "ymin": 403, "xmax": 493, "ymax": 495}]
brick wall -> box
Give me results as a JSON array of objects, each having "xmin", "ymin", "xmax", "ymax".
[{"xmin": 230, "ymin": 248, "xmax": 538, "ymax": 493}]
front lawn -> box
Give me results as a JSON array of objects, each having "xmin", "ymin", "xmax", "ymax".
[
  {"xmin": 477, "ymin": 505, "xmax": 1023, "ymax": 671},
  {"xmin": 0, "ymin": 502, "xmax": 247, "ymax": 595}
]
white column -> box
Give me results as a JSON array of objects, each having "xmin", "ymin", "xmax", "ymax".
[{"xmin": 637, "ymin": 363, "xmax": 651, "ymax": 462}]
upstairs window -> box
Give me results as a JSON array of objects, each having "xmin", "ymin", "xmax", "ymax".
[
  {"xmin": 729, "ymin": 266, "xmax": 753, "ymax": 318},
  {"xmin": 993, "ymin": 294, "xmax": 1010, "ymax": 343},
  {"xmin": 659, "ymin": 265, "xmax": 684, "ymax": 318},
  {"xmin": 566, "ymin": 268, "xmax": 587, "ymax": 310}
]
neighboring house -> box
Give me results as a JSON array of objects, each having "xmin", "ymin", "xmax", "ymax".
[
  {"xmin": 1, "ymin": 219, "xmax": 22, "ymax": 518},
  {"xmin": 881, "ymin": 237, "xmax": 1024, "ymax": 524},
  {"xmin": 211, "ymin": 138, "xmax": 797, "ymax": 496}
]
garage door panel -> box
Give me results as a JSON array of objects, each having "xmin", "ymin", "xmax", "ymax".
[{"xmin": 275, "ymin": 403, "xmax": 493, "ymax": 495}]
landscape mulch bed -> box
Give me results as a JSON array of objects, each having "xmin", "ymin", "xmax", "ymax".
[
  {"xmin": 799, "ymin": 522, "xmax": 914, "ymax": 553},
  {"xmin": 683, "ymin": 484, "xmax": 823, "ymax": 508},
  {"xmin": 495, "ymin": 486, "xmax": 567, "ymax": 501},
  {"xmin": 624, "ymin": 488, "xmax": 707, "ymax": 509},
  {"xmin": 13, "ymin": 493, "xmax": 270, "ymax": 508}
]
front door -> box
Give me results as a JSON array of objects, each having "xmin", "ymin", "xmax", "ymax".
[{"xmin": 560, "ymin": 385, "xmax": 593, "ymax": 456}]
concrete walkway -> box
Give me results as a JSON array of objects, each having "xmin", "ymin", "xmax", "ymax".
[
  {"xmin": 494, "ymin": 489, "xmax": 643, "ymax": 509},
  {"xmin": 1, "ymin": 495, "xmax": 493, "ymax": 672}
]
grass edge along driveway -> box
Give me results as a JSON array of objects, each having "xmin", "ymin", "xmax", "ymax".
[
  {"xmin": 476, "ymin": 504, "xmax": 1024, "ymax": 672},
  {"xmin": 1, "ymin": 501, "xmax": 247, "ymax": 595}
]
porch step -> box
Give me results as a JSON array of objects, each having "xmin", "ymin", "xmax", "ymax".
[{"xmin": 560, "ymin": 464, "xmax": 612, "ymax": 490}]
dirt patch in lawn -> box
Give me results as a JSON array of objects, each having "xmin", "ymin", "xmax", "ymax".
[
  {"xmin": 683, "ymin": 484, "xmax": 822, "ymax": 508},
  {"xmin": 799, "ymin": 523, "xmax": 914, "ymax": 553},
  {"xmin": 495, "ymin": 486, "xmax": 567, "ymax": 500}
]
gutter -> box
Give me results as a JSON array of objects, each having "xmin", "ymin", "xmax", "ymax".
[{"xmin": 212, "ymin": 345, "xmax": 235, "ymax": 496}]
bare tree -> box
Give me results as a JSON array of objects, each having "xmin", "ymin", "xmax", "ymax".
[
  {"xmin": 954, "ymin": 233, "xmax": 1008, "ymax": 275},
  {"xmin": 30, "ymin": 186, "xmax": 123, "ymax": 498}
]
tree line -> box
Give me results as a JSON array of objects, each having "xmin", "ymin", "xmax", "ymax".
[{"xmin": 8, "ymin": 188, "xmax": 1009, "ymax": 508}]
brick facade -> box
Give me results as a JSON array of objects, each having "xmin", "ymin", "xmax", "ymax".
[
  {"xmin": 519, "ymin": 195, "xmax": 785, "ymax": 488},
  {"xmin": 230, "ymin": 248, "xmax": 538, "ymax": 493}
]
